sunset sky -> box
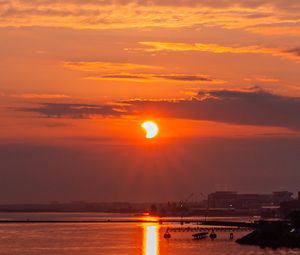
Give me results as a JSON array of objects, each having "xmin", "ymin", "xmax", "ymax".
[{"xmin": 1, "ymin": 0, "xmax": 300, "ymax": 203}]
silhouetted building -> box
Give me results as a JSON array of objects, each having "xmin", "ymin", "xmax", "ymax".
[
  {"xmin": 280, "ymin": 191, "xmax": 300, "ymax": 217},
  {"xmin": 272, "ymin": 191, "xmax": 293, "ymax": 203},
  {"xmin": 236, "ymin": 194, "xmax": 272, "ymax": 209},
  {"xmin": 208, "ymin": 191, "xmax": 238, "ymax": 208},
  {"xmin": 208, "ymin": 191, "xmax": 293, "ymax": 210}
]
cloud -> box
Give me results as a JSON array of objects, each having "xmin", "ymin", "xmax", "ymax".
[
  {"xmin": 100, "ymin": 74, "xmax": 146, "ymax": 79},
  {"xmin": 0, "ymin": 0, "xmax": 299, "ymax": 33},
  {"xmin": 154, "ymin": 74, "xmax": 212, "ymax": 82},
  {"xmin": 139, "ymin": 41, "xmax": 272, "ymax": 54},
  {"xmin": 87, "ymin": 74, "xmax": 150, "ymax": 82},
  {"xmin": 63, "ymin": 61, "xmax": 220, "ymax": 83},
  {"xmin": 286, "ymin": 47, "xmax": 300, "ymax": 56},
  {"xmin": 244, "ymin": 77, "xmax": 280, "ymax": 83},
  {"xmin": 123, "ymin": 87, "xmax": 300, "ymax": 130},
  {"xmin": 138, "ymin": 42, "xmax": 300, "ymax": 62},
  {"xmin": 2, "ymin": 0, "xmax": 300, "ymax": 9},
  {"xmin": 246, "ymin": 22, "xmax": 300, "ymax": 35},
  {"xmin": 18, "ymin": 87, "xmax": 300, "ymax": 131},
  {"xmin": 20, "ymin": 103, "xmax": 123, "ymax": 118},
  {"xmin": 63, "ymin": 61, "xmax": 158, "ymax": 72},
  {"xmin": 86, "ymin": 73, "xmax": 219, "ymax": 83},
  {"xmin": 12, "ymin": 93, "xmax": 70, "ymax": 99}
]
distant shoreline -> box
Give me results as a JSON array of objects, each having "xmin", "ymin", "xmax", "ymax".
[{"xmin": 0, "ymin": 210, "xmax": 260, "ymax": 217}]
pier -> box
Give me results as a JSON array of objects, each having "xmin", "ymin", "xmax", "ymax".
[
  {"xmin": 168, "ymin": 226, "xmax": 252, "ymax": 233},
  {"xmin": 0, "ymin": 219, "xmax": 257, "ymax": 228}
]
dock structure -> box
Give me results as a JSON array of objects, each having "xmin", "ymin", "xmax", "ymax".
[
  {"xmin": 168, "ymin": 226, "xmax": 252, "ymax": 233},
  {"xmin": 0, "ymin": 219, "xmax": 257, "ymax": 230},
  {"xmin": 192, "ymin": 232, "xmax": 208, "ymax": 240}
]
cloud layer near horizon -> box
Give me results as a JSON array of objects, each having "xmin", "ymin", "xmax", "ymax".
[
  {"xmin": 0, "ymin": 0, "xmax": 299, "ymax": 35},
  {"xmin": 19, "ymin": 88, "xmax": 300, "ymax": 130}
]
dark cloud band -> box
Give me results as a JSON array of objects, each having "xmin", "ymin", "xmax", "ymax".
[{"xmin": 18, "ymin": 88, "xmax": 300, "ymax": 130}]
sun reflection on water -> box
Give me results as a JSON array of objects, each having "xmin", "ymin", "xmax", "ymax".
[{"xmin": 143, "ymin": 224, "xmax": 160, "ymax": 255}]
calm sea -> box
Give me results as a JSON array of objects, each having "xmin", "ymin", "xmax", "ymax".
[{"xmin": 0, "ymin": 213, "xmax": 299, "ymax": 255}]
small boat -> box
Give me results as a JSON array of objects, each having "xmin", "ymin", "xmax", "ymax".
[
  {"xmin": 164, "ymin": 232, "xmax": 171, "ymax": 239},
  {"xmin": 164, "ymin": 228, "xmax": 171, "ymax": 239},
  {"xmin": 210, "ymin": 232, "xmax": 217, "ymax": 240},
  {"xmin": 192, "ymin": 232, "xmax": 208, "ymax": 240}
]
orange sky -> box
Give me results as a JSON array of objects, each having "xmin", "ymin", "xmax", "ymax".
[{"xmin": 1, "ymin": 0, "xmax": 300, "ymax": 202}]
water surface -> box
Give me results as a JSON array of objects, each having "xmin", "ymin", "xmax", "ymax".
[{"xmin": 0, "ymin": 213, "xmax": 298, "ymax": 255}]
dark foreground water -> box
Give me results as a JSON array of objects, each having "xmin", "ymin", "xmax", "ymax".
[{"xmin": 0, "ymin": 213, "xmax": 299, "ymax": 255}]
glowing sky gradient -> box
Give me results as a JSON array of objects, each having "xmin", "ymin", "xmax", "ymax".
[{"xmin": 1, "ymin": 0, "xmax": 300, "ymax": 203}]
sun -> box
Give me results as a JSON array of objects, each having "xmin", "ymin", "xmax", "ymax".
[{"xmin": 141, "ymin": 121, "xmax": 159, "ymax": 139}]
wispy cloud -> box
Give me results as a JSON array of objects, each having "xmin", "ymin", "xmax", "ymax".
[
  {"xmin": 0, "ymin": 0, "xmax": 299, "ymax": 34},
  {"xmin": 19, "ymin": 103, "xmax": 122, "ymax": 119},
  {"xmin": 138, "ymin": 41, "xmax": 300, "ymax": 62},
  {"xmin": 286, "ymin": 47, "xmax": 300, "ymax": 56},
  {"xmin": 63, "ymin": 61, "xmax": 222, "ymax": 83},
  {"xmin": 154, "ymin": 74, "xmax": 212, "ymax": 82},
  {"xmin": 63, "ymin": 61, "xmax": 159, "ymax": 72},
  {"xmin": 12, "ymin": 93, "xmax": 70, "ymax": 99},
  {"xmin": 86, "ymin": 73, "xmax": 223, "ymax": 83},
  {"xmin": 246, "ymin": 22, "xmax": 300, "ymax": 36},
  {"xmin": 87, "ymin": 74, "xmax": 150, "ymax": 82},
  {"xmin": 244, "ymin": 76, "xmax": 280, "ymax": 83}
]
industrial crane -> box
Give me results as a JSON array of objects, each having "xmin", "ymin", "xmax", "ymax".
[{"xmin": 180, "ymin": 193, "xmax": 194, "ymax": 209}]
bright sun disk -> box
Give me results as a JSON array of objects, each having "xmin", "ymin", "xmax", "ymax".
[{"xmin": 141, "ymin": 121, "xmax": 159, "ymax": 139}]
